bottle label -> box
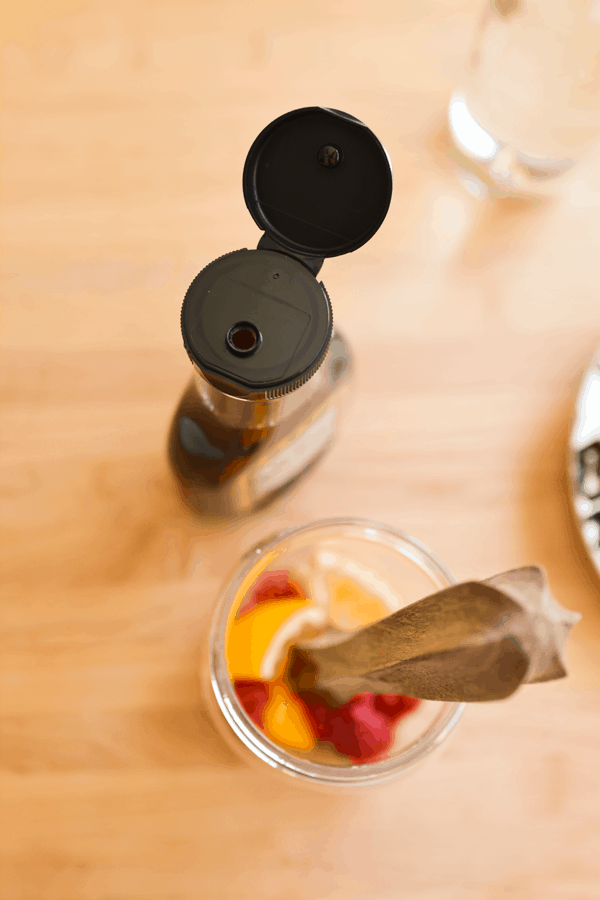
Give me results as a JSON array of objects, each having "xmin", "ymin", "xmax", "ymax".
[{"xmin": 253, "ymin": 407, "xmax": 338, "ymax": 498}]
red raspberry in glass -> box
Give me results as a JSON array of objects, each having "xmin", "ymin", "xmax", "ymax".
[
  {"xmin": 234, "ymin": 680, "xmax": 270, "ymax": 729},
  {"xmin": 373, "ymin": 694, "xmax": 422, "ymax": 724},
  {"xmin": 237, "ymin": 570, "xmax": 305, "ymax": 617},
  {"xmin": 325, "ymin": 693, "xmax": 392, "ymax": 764}
]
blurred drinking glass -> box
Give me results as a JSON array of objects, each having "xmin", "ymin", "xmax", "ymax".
[{"xmin": 448, "ymin": 0, "xmax": 600, "ymax": 196}]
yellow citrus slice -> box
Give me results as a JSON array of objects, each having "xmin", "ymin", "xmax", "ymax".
[
  {"xmin": 327, "ymin": 576, "xmax": 389, "ymax": 631},
  {"xmin": 259, "ymin": 604, "xmax": 328, "ymax": 680},
  {"xmin": 263, "ymin": 684, "xmax": 316, "ymax": 751},
  {"xmin": 226, "ymin": 598, "xmax": 307, "ymax": 679}
]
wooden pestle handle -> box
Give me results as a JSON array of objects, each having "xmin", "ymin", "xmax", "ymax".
[{"xmin": 297, "ymin": 569, "xmax": 580, "ymax": 704}]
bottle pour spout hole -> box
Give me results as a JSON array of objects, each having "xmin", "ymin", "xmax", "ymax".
[
  {"xmin": 226, "ymin": 322, "xmax": 262, "ymax": 356},
  {"xmin": 317, "ymin": 144, "xmax": 342, "ymax": 168}
]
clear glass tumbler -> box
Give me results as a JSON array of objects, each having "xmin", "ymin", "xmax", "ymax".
[
  {"xmin": 448, "ymin": 0, "xmax": 600, "ymax": 196},
  {"xmin": 204, "ymin": 519, "xmax": 465, "ymax": 789}
]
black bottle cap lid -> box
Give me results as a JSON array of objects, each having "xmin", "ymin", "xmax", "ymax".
[
  {"xmin": 181, "ymin": 249, "xmax": 332, "ymax": 398},
  {"xmin": 243, "ymin": 107, "xmax": 393, "ymax": 258}
]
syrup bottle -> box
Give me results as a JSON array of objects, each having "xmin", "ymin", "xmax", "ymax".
[{"xmin": 168, "ymin": 107, "xmax": 392, "ymax": 518}]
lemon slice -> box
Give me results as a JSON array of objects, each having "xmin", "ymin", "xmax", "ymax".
[
  {"xmin": 263, "ymin": 684, "xmax": 316, "ymax": 751},
  {"xmin": 259, "ymin": 605, "xmax": 328, "ymax": 680},
  {"xmin": 327, "ymin": 576, "xmax": 389, "ymax": 631},
  {"xmin": 226, "ymin": 598, "xmax": 307, "ymax": 679}
]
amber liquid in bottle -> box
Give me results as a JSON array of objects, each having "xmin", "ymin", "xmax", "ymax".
[{"xmin": 168, "ymin": 330, "xmax": 352, "ymax": 518}]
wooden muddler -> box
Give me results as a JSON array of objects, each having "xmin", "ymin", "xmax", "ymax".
[{"xmin": 292, "ymin": 567, "xmax": 581, "ymax": 704}]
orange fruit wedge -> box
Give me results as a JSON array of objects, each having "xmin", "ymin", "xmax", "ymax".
[
  {"xmin": 263, "ymin": 684, "xmax": 316, "ymax": 751},
  {"xmin": 226, "ymin": 598, "xmax": 307, "ymax": 680},
  {"xmin": 327, "ymin": 576, "xmax": 388, "ymax": 631}
]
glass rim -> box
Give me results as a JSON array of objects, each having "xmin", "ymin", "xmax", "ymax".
[{"xmin": 208, "ymin": 518, "xmax": 466, "ymax": 787}]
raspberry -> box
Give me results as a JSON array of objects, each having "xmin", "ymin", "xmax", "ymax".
[
  {"xmin": 234, "ymin": 680, "xmax": 270, "ymax": 729},
  {"xmin": 325, "ymin": 694, "xmax": 392, "ymax": 764},
  {"xmin": 373, "ymin": 694, "xmax": 422, "ymax": 723},
  {"xmin": 237, "ymin": 570, "xmax": 305, "ymax": 617},
  {"xmin": 292, "ymin": 691, "xmax": 422, "ymax": 763}
]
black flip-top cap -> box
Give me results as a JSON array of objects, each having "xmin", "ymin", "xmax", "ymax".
[
  {"xmin": 243, "ymin": 107, "xmax": 393, "ymax": 258},
  {"xmin": 181, "ymin": 249, "xmax": 332, "ymax": 398}
]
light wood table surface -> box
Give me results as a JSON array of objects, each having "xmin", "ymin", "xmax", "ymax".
[{"xmin": 2, "ymin": 1, "xmax": 600, "ymax": 898}]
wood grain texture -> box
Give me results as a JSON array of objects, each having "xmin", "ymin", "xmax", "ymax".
[{"xmin": 2, "ymin": 1, "xmax": 600, "ymax": 897}]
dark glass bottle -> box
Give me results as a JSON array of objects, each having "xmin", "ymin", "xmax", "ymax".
[{"xmin": 168, "ymin": 107, "xmax": 392, "ymax": 518}]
